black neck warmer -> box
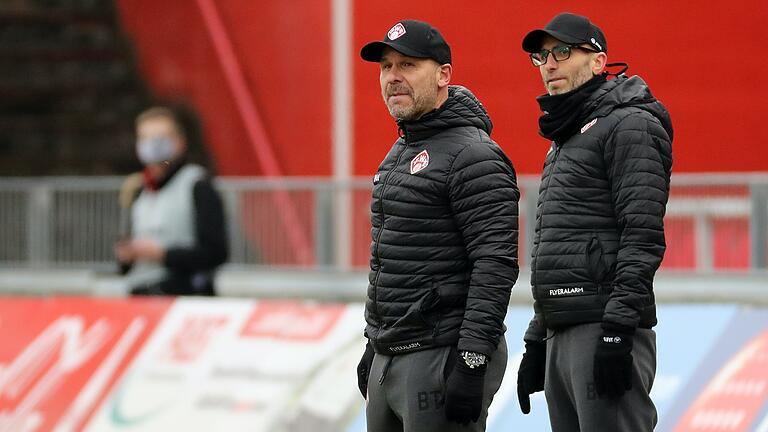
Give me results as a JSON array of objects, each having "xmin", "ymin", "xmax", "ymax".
[{"xmin": 537, "ymin": 75, "xmax": 606, "ymax": 143}]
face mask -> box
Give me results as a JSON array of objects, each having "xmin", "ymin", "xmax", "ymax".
[{"xmin": 137, "ymin": 136, "xmax": 176, "ymax": 165}]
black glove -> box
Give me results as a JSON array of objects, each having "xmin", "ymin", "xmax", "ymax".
[
  {"xmin": 356, "ymin": 342, "xmax": 375, "ymax": 399},
  {"xmin": 445, "ymin": 352, "xmax": 486, "ymax": 425},
  {"xmin": 593, "ymin": 325, "xmax": 634, "ymax": 398},
  {"xmin": 517, "ymin": 340, "xmax": 546, "ymax": 414}
]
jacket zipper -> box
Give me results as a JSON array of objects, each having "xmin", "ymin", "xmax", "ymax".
[
  {"xmin": 372, "ymin": 143, "xmax": 408, "ymax": 321},
  {"xmin": 533, "ymin": 143, "xmax": 561, "ymax": 289}
]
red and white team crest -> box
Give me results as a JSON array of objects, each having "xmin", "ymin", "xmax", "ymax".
[
  {"xmin": 581, "ymin": 118, "xmax": 598, "ymax": 133},
  {"xmin": 387, "ymin": 23, "xmax": 407, "ymax": 40},
  {"xmin": 410, "ymin": 150, "xmax": 430, "ymax": 174}
]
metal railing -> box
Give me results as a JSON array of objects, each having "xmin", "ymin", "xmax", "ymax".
[{"xmin": 0, "ymin": 174, "xmax": 766, "ymax": 272}]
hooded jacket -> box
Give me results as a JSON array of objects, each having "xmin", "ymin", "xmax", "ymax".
[
  {"xmin": 366, "ymin": 85, "xmax": 519, "ymax": 357},
  {"xmin": 525, "ymin": 75, "xmax": 673, "ymax": 341}
]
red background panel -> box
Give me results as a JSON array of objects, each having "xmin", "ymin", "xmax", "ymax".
[
  {"xmin": 115, "ymin": 0, "xmax": 331, "ymax": 176},
  {"xmin": 353, "ymin": 1, "xmax": 768, "ymax": 175},
  {"xmin": 116, "ymin": 1, "xmax": 768, "ymax": 177}
]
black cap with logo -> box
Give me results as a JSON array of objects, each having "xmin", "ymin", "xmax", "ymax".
[
  {"xmin": 360, "ymin": 19, "xmax": 451, "ymax": 65},
  {"xmin": 522, "ymin": 12, "xmax": 607, "ymax": 54}
]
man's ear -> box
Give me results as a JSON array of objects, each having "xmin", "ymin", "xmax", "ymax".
[
  {"xmin": 592, "ymin": 52, "xmax": 608, "ymax": 75},
  {"xmin": 437, "ymin": 63, "xmax": 452, "ymax": 89}
]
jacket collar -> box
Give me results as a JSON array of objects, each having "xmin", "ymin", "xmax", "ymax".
[{"xmin": 396, "ymin": 85, "xmax": 492, "ymax": 144}]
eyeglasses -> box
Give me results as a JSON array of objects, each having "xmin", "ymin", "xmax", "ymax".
[{"xmin": 529, "ymin": 45, "xmax": 600, "ymax": 67}]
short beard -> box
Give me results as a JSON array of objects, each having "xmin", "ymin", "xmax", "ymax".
[
  {"xmin": 385, "ymin": 78, "xmax": 438, "ymax": 121},
  {"xmin": 387, "ymin": 94, "xmax": 433, "ymax": 121},
  {"xmin": 567, "ymin": 67, "xmax": 597, "ymax": 93},
  {"xmin": 546, "ymin": 64, "xmax": 596, "ymax": 95}
]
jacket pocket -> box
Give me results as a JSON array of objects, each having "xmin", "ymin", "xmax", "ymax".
[
  {"xmin": 418, "ymin": 285, "xmax": 442, "ymax": 326},
  {"xmin": 391, "ymin": 286, "xmax": 441, "ymax": 329},
  {"xmin": 585, "ymin": 234, "xmax": 608, "ymax": 284}
]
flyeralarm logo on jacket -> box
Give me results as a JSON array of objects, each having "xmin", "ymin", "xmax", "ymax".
[
  {"xmin": 410, "ymin": 150, "xmax": 430, "ymax": 174},
  {"xmin": 387, "ymin": 23, "xmax": 406, "ymax": 40},
  {"xmin": 549, "ymin": 287, "xmax": 584, "ymax": 296},
  {"xmin": 389, "ymin": 342, "xmax": 421, "ymax": 353}
]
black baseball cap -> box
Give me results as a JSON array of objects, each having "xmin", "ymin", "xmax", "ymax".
[
  {"xmin": 522, "ymin": 12, "xmax": 607, "ymax": 54},
  {"xmin": 360, "ymin": 19, "xmax": 451, "ymax": 64}
]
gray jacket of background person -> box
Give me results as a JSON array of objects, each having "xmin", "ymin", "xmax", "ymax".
[
  {"xmin": 525, "ymin": 75, "xmax": 673, "ymax": 341},
  {"xmin": 366, "ymin": 85, "xmax": 520, "ymax": 358},
  {"xmin": 122, "ymin": 162, "xmax": 228, "ymax": 295}
]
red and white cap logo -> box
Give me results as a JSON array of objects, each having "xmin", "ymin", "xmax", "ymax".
[
  {"xmin": 387, "ymin": 23, "xmax": 407, "ymax": 41},
  {"xmin": 410, "ymin": 150, "xmax": 429, "ymax": 174}
]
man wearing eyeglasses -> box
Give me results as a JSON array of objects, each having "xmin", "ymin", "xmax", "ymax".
[{"xmin": 515, "ymin": 12, "xmax": 673, "ymax": 432}]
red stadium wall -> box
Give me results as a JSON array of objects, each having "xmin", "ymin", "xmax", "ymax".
[
  {"xmin": 115, "ymin": 0, "xmax": 331, "ymax": 176},
  {"xmin": 354, "ymin": 1, "xmax": 768, "ymax": 175},
  {"xmin": 116, "ymin": 0, "xmax": 768, "ymax": 177}
]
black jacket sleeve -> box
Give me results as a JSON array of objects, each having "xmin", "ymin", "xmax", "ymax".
[
  {"xmin": 164, "ymin": 178, "xmax": 229, "ymax": 272},
  {"xmin": 448, "ymin": 140, "xmax": 520, "ymax": 357},
  {"xmin": 603, "ymin": 114, "xmax": 672, "ymax": 329}
]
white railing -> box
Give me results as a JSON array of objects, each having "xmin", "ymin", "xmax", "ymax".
[{"xmin": 0, "ymin": 174, "xmax": 766, "ymax": 273}]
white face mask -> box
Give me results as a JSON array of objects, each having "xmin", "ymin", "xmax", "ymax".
[{"xmin": 137, "ymin": 136, "xmax": 176, "ymax": 165}]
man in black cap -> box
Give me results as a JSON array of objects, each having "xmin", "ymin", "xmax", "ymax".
[
  {"xmin": 356, "ymin": 19, "xmax": 520, "ymax": 431},
  {"xmin": 515, "ymin": 12, "xmax": 673, "ymax": 432}
]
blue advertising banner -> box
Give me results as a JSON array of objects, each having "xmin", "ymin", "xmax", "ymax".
[{"xmin": 348, "ymin": 305, "xmax": 768, "ymax": 432}]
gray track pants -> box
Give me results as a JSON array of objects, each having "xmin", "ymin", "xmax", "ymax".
[
  {"xmin": 366, "ymin": 339, "xmax": 507, "ymax": 432},
  {"xmin": 545, "ymin": 323, "xmax": 657, "ymax": 432}
]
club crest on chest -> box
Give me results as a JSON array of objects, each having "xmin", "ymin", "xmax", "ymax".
[
  {"xmin": 581, "ymin": 118, "xmax": 598, "ymax": 133},
  {"xmin": 410, "ymin": 150, "xmax": 430, "ymax": 175}
]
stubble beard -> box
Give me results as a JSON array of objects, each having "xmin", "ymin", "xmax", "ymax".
[
  {"xmin": 385, "ymin": 80, "xmax": 438, "ymax": 121},
  {"xmin": 546, "ymin": 65, "xmax": 596, "ymax": 95}
]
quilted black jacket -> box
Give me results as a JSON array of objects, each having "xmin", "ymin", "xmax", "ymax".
[
  {"xmin": 365, "ymin": 85, "xmax": 519, "ymax": 357},
  {"xmin": 525, "ymin": 75, "xmax": 673, "ymax": 341}
]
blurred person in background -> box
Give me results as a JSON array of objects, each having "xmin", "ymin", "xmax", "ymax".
[
  {"xmin": 515, "ymin": 12, "xmax": 673, "ymax": 432},
  {"xmin": 356, "ymin": 19, "xmax": 520, "ymax": 431},
  {"xmin": 115, "ymin": 106, "xmax": 228, "ymax": 296}
]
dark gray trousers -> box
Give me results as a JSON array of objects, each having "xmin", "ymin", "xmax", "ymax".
[
  {"xmin": 365, "ymin": 339, "xmax": 507, "ymax": 432},
  {"xmin": 545, "ymin": 323, "xmax": 657, "ymax": 432}
]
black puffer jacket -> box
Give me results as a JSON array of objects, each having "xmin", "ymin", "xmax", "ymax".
[
  {"xmin": 525, "ymin": 75, "xmax": 673, "ymax": 341},
  {"xmin": 366, "ymin": 85, "xmax": 519, "ymax": 357}
]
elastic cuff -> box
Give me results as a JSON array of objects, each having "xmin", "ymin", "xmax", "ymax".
[
  {"xmin": 457, "ymin": 339, "xmax": 495, "ymax": 359},
  {"xmin": 524, "ymin": 340, "xmax": 546, "ymax": 350},
  {"xmin": 523, "ymin": 333, "xmax": 546, "ymax": 344},
  {"xmin": 601, "ymin": 321, "xmax": 636, "ymax": 335}
]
